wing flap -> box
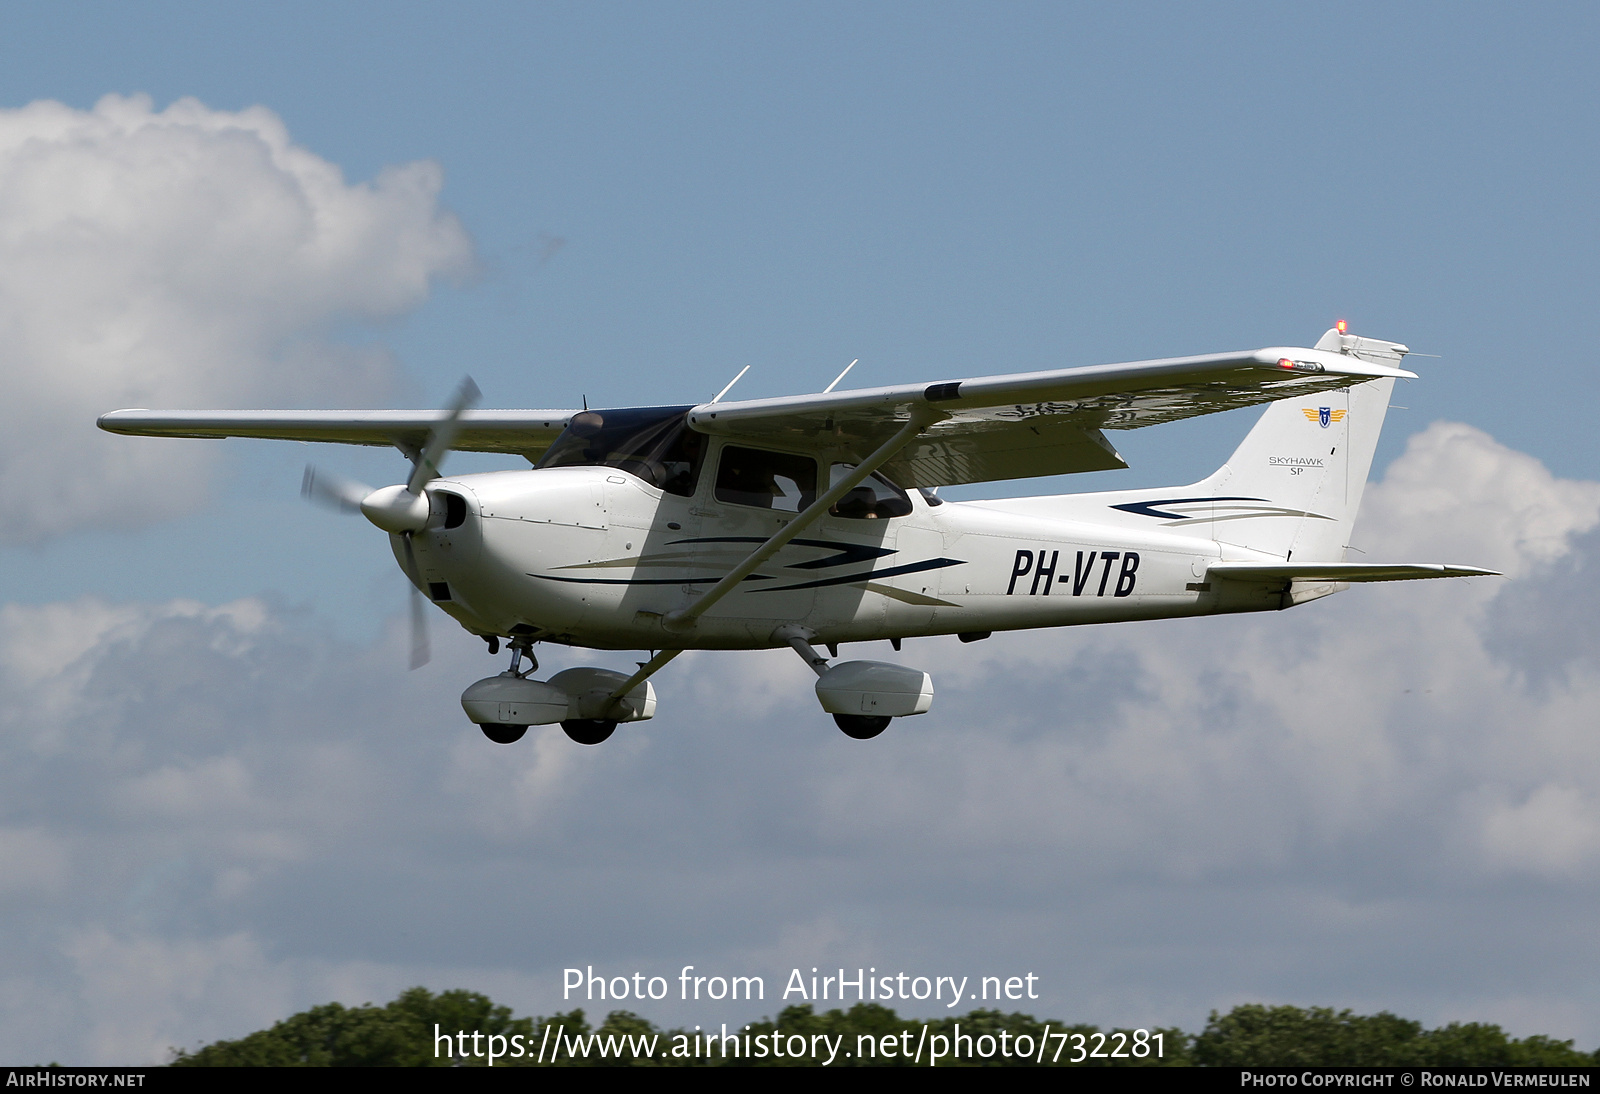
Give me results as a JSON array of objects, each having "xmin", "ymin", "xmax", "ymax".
[{"xmin": 882, "ymin": 420, "xmax": 1127, "ymax": 487}]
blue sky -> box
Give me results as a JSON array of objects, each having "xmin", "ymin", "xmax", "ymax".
[
  {"xmin": 6, "ymin": 3, "xmax": 1599, "ymax": 621},
  {"xmin": 1, "ymin": 2, "xmax": 1598, "ymax": 1063}
]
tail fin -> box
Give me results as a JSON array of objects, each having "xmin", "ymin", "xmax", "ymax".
[{"xmin": 1197, "ymin": 328, "xmax": 1406, "ymax": 562}]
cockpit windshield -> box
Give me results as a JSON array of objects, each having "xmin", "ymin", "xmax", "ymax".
[{"xmin": 535, "ymin": 405, "xmax": 704, "ymax": 497}]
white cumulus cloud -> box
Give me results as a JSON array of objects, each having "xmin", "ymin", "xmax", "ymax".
[
  {"xmin": 3, "ymin": 422, "xmax": 1600, "ymax": 1061},
  {"xmin": 0, "ymin": 94, "xmax": 475, "ymax": 543}
]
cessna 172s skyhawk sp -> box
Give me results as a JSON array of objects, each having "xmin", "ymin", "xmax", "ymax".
[{"xmin": 100, "ymin": 325, "xmax": 1494, "ymax": 745}]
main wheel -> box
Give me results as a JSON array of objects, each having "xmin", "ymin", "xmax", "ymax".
[
  {"xmin": 834, "ymin": 714, "xmax": 891, "ymax": 740},
  {"xmin": 561, "ymin": 718, "xmax": 618, "ymax": 745},
  {"xmin": 480, "ymin": 722, "xmax": 528, "ymax": 744}
]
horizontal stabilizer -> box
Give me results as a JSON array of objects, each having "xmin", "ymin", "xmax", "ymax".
[{"xmin": 1208, "ymin": 562, "xmax": 1501, "ymax": 583}]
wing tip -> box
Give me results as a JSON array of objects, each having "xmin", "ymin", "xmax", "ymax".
[{"xmin": 96, "ymin": 409, "xmax": 148, "ymax": 433}]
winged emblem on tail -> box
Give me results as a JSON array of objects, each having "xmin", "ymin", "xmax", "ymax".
[{"xmin": 1304, "ymin": 407, "xmax": 1347, "ymax": 428}]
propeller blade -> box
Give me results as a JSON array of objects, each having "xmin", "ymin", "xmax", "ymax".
[
  {"xmin": 406, "ymin": 376, "xmax": 481, "ymax": 495},
  {"xmin": 306, "ymin": 379, "xmax": 478, "ymax": 670},
  {"xmin": 409, "ymin": 584, "xmax": 430, "ymax": 670},
  {"xmin": 399, "ymin": 532, "xmax": 430, "ymax": 670},
  {"xmin": 301, "ymin": 466, "xmax": 371, "ymax": 513}
]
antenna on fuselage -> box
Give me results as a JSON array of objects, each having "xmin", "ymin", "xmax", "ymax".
[
  {"xmin": 710, "ymin": 365, "xmax": 751, "ymax": 404},
  {"xmin": 823, "ymin": 359, "xmax": 859, "ymax": 393}
]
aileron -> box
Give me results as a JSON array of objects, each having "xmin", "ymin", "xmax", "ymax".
[{"xmin": 97, "ymin": 409, "xmax": 578, "ymax": 462}]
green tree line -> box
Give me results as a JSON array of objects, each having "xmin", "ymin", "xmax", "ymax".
[{"xmin": 169, "ymin": 987, "xmax": 1598, "ymax": 1067}]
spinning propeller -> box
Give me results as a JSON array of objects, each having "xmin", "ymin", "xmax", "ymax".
[{"xmin": 302, "ymin": 377, "xmax": 481, "ymax": 669}]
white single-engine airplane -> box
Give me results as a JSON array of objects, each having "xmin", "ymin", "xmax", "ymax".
[{"xmin": 100, "ymin": 324, "xmax": 1494, "ymax": 745}]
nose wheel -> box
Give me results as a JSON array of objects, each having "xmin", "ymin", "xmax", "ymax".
[{"xmin": 481, "ymin": 722, "xmax": 528, "ymax": 744}]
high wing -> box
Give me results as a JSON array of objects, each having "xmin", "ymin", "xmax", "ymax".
[
  {"xmin": 686, "ymin": 342, "xmax": 1414, "ymax": 488},
  {"xmin": 97, "ymin": 339, "xmax": 1412, "ymax": 487},
  {"xmin": 96, "ymin": 409, "xmax": 578, "ymax": 463}
]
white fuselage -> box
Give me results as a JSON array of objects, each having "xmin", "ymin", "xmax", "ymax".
[{"xmin": 402, "ymin": 460, "xmax": 1291, "ymax": 652}]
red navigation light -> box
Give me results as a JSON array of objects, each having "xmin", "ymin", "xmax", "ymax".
[
  {"xmin": 1336, "ymin": 319, "xmax": 1348, "ymax": 334},
  {"xmin": 1278, "ymin": 358, "xmax": 1295, "ymax": 369}
]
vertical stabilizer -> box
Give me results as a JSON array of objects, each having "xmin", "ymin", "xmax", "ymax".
[{"xmin": 1196, "ymin": 329, "xmax": 1406, "ymax": 562}]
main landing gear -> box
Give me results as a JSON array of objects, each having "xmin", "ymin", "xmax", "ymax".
[
  {"xmin": 833, "ymin": 714, "xmax": 892, "ymax": 740},
  {"xmin": 467, "ymin": 628, "xmax": 929, "ymax": 744},
  {"xmin": 559, "ymin": 718, "xmax": 617, "ymax": 745},
  {"xmin": 773, "ymin": 626, "xmax": 934, "ymax": 741}
]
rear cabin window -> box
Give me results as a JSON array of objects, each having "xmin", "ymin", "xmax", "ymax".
[{"xmin": 715, "ymin": 446, "xmax": 817, "ymax": 512}]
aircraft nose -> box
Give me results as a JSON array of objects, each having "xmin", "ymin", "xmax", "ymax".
[{"xmin": 360, "ymin": 484, "xmax": 431, "ymax": 533}]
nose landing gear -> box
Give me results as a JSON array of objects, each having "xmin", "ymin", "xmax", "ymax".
[{"xmin": 481, "ymin": 722, "xmax": 528, "ymax": 744}]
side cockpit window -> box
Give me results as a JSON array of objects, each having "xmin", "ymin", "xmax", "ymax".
[
  {"xmin": 536, "ymin": 406, "xmax": 704, "ymax": 497},
  {"xmin": 715, "ymin": 446, "xmax": 818, "ymax": 513},
  {"xmin": 828, "ymin": 464, "xmax": 913, "ymax": 519}
]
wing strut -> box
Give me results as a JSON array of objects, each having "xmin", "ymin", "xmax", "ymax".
[
  {"xmin": 600, "ymin": 647, "xmax": 684, "ymax": 715},
  {"xmin": 663, "ymin": 410, "xmax": 936, "ymax": 632}
]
